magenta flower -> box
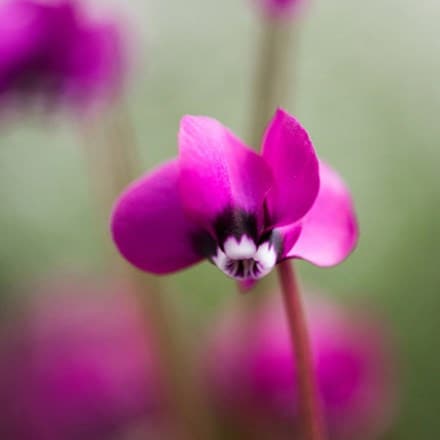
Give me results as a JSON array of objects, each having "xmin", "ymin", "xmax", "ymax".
[
  {"xmin": 0, "ymin": 276, "xmax": 164, "ymax": 439},
  {"xmin": 0, "ymin": 0, "xmax": 128, "ymax": 110},
  {"xmin": 204, "ymin": 294, "xmax": 395, "ymax": 439},
  {"xmin": 112, "ymin": 109, "xmax": 358, "ymax": 283}
]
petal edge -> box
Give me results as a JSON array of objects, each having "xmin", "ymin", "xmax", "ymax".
[
  {"xmin": 287, "ymin": 162, "xmax": 359, "ymax": 267},
  {"xmin": 111, "ymin": 160, "xmax": 204, "ymax": 274},
  {"xmin": 262, "ymin": 108, "xmax": 320, "ymax": 227},
  {"xmin": 179, "ymin": 115, "xmax": 272, "ymax": 233}
]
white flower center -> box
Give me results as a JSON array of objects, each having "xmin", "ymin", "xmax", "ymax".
[{"xmin": 212, "ymin": 235, "xmax": 277, "ymax": 281}]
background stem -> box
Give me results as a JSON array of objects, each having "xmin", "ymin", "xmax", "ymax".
[
  {"xmin": 248, "ymin": 19, "xmax": 297, "ymax": 149},
  {"xmin": 80, "ymin": 103, "xmax": 216, "ymax": 440},
  {"xmin": 243, "ymin": 18, "xmax": 296, "ymax": 298},
  {"xmin": 277, "ymin": 260, "xmax": 327, "ymax": 440}
]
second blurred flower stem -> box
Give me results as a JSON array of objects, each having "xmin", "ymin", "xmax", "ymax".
[
  {"xmin": 240, "ymin": 18, "xmax": 296, "ymax": 296},
  {"xmin": 277, "ymin": 261, "xmax": 326, "ymax": 440},
  {"xmin": 249, "ymin": 18, "xmax": 297, "ymax": 148},
  {"xmin": 80, "ymin": 104, "xmax": 216, "ymax": 440}
]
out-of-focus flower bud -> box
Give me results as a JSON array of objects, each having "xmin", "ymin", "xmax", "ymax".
[
  {"xmin": 0, "ymin": 0, "xmax": 131, "ymax": 113},
  {"xmin": 203, "ymin": 293, "xmax": 396, "ymax": 440},
  {"xmin": 252, "ymin": 0, "xmax": 305, "ymax": 21},
  {"xmin": 0, "ymin": 275, "xmax": 166, "ymax": 439}
]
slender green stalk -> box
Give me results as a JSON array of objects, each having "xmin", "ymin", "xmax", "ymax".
[
  {"xmin": 80, "ymin": 103, "xmax": 216, "ymax": 440},
  {"xmin": 277, "ymin": 261, "xmax": 326, "ymax": 440},
  {"xmin": 131, "ymin": 272, "xmax": 216, "ymax": 440},
  {"xmin": 248, "ymin": 19, "xmax": 297, "ymax": 149}
]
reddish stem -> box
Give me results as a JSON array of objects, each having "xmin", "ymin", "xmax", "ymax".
[{"xmin": 277, "ymin": 260, "xmax": 327, "ymax": 440}]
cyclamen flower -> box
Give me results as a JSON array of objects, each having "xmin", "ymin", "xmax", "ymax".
[
  {"xmin": 0, "ymin": 0, "xmax": 127, "ymax": 110},
  {"xmin": 0, "ymin": 277, "xmax": 164, "ymax": 439},
  {"xmin": 203, "ymin": 294, "xmax": 395, "ymax": 440},
  {"xmin": 111, "ymin": 109, "xmax": 358, "ymax": 283}
]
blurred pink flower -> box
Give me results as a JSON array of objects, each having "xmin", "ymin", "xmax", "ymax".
[
  {"xmin": 203, "ymin": 294, "xmax": 396, "ymax": 439},
  {"xmin": 111, "ymin": 108, "xmax": 358, "ymax": 285},
  {"xmin": 253, "ymin": 0, "xmax": 305, "ymax": 20},
  {"xmin": 0, "ymin": 0, "xmax": 129, "ymax": 112},
  {"xmin": 0, "ymin": 276, "xmax": 164, "ymax": 439}
]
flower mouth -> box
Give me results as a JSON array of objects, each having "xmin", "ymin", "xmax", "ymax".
[{"xmin": 212, "ymin": 235, "xmax": 278, "ymax": 281}]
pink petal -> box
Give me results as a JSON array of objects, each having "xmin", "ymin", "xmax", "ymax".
[
  {"xmin": 286, "ymin": 162, "xmax": 358, "ymax": 266},
  {"xmin": 61, "ymin": 22, "xmax": 126, "ymax": 106},
  {"xmin": 178, "ymin": 115, "xmax": 272, "ymax": 233},
  {"xmin": 274, "ymin": 223, "xmax": 302, "ymax": 261},
  {"xmin": 0, "ymin": 1, "xmax": 44, "ymax": 69},
  {"xmin": 111, "ymin": 160, "xmax": 204, "ymax": 274},
  {"xmin": 262, "ymin": 108, "xmax": 320, "ymax": 227}
]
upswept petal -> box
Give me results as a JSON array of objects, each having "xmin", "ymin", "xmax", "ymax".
[
  {"xmin": 286, "ymin": 162, "xmax": 358, "ymax": 267},
  {"xmin": 178, "ymin": 115, "xmax": 272, "ymax": 232},
  {"xmin": 111, "ymin": 160, "xmax": 204, "ymax": 274},
  {"xmin": 262, "ymin": 108, "xmax": 320, "ymax": 227}
]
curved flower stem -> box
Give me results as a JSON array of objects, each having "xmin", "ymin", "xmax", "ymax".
[
  {"xmin": 277, "ymin": 260, "xmax": 327, "ymax": 440},
  {"xmin": 80, "ymin": 103, "xmax": 217, "ymax": 440}
]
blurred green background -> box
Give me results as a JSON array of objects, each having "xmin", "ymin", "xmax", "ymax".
[{"xmin": 0, "ymin": 0, "xmax": 439, "ymax": 438}]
